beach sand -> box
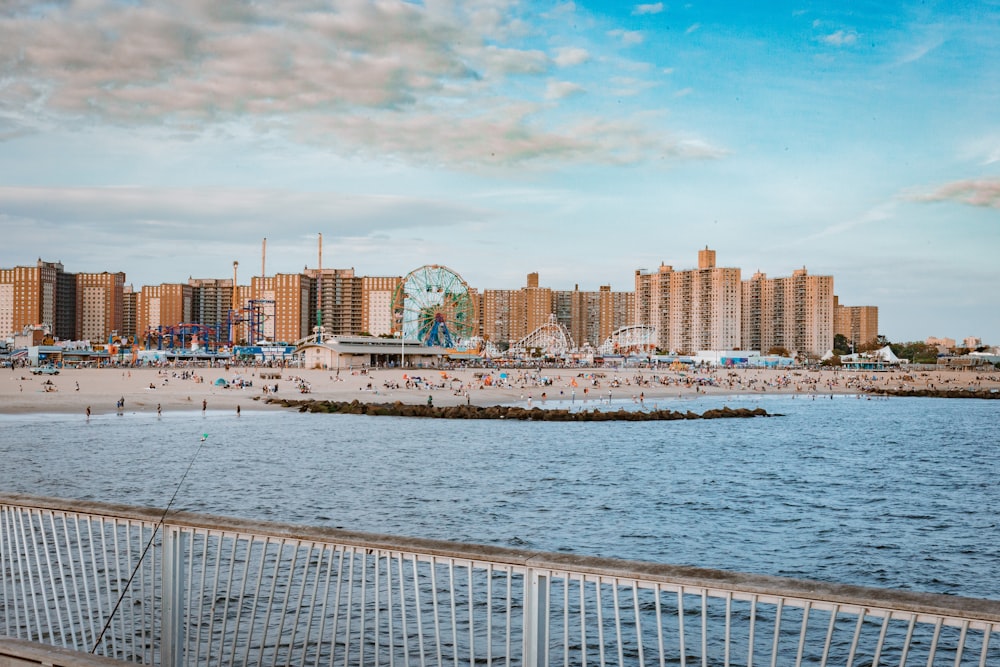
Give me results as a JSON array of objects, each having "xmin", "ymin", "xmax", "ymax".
[{"xmin": 2, "ymin": 364, "xmax": 997, "ymax": 416}]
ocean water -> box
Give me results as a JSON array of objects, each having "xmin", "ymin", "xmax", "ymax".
[{"xmin": 1, "ymin": 394, "xmax": 998, "ymax": 601}]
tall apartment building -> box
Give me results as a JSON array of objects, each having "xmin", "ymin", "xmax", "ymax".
[
  {"xmin": 743, "ymin": 268, "xmax": 834, "ymax": 358},
  {"xmin": 553, "ymin": 285, "xmax": 634, "ymax": 348},
  {"xmin": 76, "ymin": 272, "xmax": 125, "ymax": 344},
  {"xmin": 304, "ymin": 268, "xmax": 362, "ymax": 338},
  {"xmin": 480, "ymin": 289, "xmax": 517, "ymax": 347},
  {"xmin": 834, "ymin": 297, "xmax": 878, "ymax": 351},
  {"xmin": 599, "ymin": 285, "xmax": 634, "ymax": 344},
  {"xmin": 519, "ymin": 272, "xmax": 554, "ymax": 341},
  {"xmin": 740, "ymin": 272, "xmax": 772, "ymax": 354},
  {"xmin": 122, "ymin": 286, "xmax": 138, "ymax": 341},
  {"xmin": 249, "ymin": 275, "xmax": 312, "ymax": 344},
  {"xmin": 361, "ymin": 276, "xmax": 401, "ymax": 336},
  {"xmin": 137, "ymin": 283, "xmax": 193, "ymax": 346},
  {"xmin": 55, "ymin": 267, "xmax": 78, "ymax": 341},
  {"xmin": 189, "ymin": 278, "xmax": 233, "ymax": 330},
  {"xmin": 229, "ymin": 284, "xmax": 254, "ymax": 344},
  {"xmin": 0, "ymin": 260, "xmax": 63, "ymax": 338},
  {"xmin": 634, "ymin": 248, "xmax": 741, "ymax": 354}
]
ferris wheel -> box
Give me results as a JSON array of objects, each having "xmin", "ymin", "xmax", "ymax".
[{"xmin": 394, "ymin": 264, "xmax": 476, "ymax": 347}]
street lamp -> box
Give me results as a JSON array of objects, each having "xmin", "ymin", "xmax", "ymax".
[{"xmin": 395, "ymin": 312, "xmax": 405, "ymax": 369}]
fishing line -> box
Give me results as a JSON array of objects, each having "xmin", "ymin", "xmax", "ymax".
[{"xmin": 90, "ymin": 430, "xmax": 210, "ymax": 654}]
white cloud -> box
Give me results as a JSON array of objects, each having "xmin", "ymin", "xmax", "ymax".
[
  {"xmin": 911, "ymin": 179, "xmax": 1000, "ymax": 209},
  {"xmin": 553, "ymin": 47, "xmax": 590, "ymax": 67},
  {"xmin": 609, "ymin": 76, "xmax": 658, "ymax": 97},
  {"xmin": 895, "ymin": 36, "xmax": 945, "ymax": 65},
  {"xmin": 0, "ymin": 0, "xmax": 707, "ymax": 169},
  {"xmin": 794, "ymin": 200, "xmax": 899, "ymax": 244},
  {"xmin": 958, "ymin": 134, "xmax": 1000, "ymax": 166},
  {"xmin": 633, "ymin": 3, "xmax": 664, "ymax": 16},
  {"xmin": 821, "ymin": 29, "xmax": 858, "ymax": 46},
  {"xmin": 608, "ymin": 29, "xmax": 645, "ymax": 46},
  {"xmin": 545, "ymin": 81, "xmax": 585, "ymax": 100},
  {"xmin": 685, "ymin": 22, "xmax": 700, "ymax": 35},
  {"xmin": 0, "ymin": 186, "xmax": 484, "ymax": 233}
]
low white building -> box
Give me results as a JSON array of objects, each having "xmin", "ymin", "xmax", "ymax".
[{"xmin": 296, "ymin": 336, "xmax": 448, "ymax": 370}]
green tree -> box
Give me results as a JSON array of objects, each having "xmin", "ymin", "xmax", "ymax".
[
  {"xmin": 891, "ymin": 341, "xmax": 939, "ymax": 364},
  {"xmin": 833, "ymin": 334, "xmax": 851, "ymax": 355},
  {"xmin": 858, "ymin": 336, "xmax": 889, "ymax": 353},
  {"xmin": 767, "ymin": 346, "xmax": 791, "ymax": 357}
]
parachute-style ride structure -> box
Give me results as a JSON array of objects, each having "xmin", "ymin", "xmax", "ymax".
[
  {"xmin": 597, "ymin": 324, "xmax": 657, "ymax": 356},
  {"xmin": 393, "ymin": 265, "xmax": 477, "ymax": 347},
  {"xmin": 508, "ymin": 315, "xmax": 575, "ymax": 358}
]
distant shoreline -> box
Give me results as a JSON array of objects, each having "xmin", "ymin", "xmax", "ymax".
[{"xmin": 2, "ymin": 365, "xmax": 998, "ymax": 416}]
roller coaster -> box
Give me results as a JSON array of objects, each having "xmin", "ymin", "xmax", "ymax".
[
  {"xmin": 508, "ymin": 315, "xmax": 575, "ymax": 358},
  {"xmin": 142, "ymin": 323, "xmax": 226, "ymax": 351},
  {"xmin": 140, "ymin": 300, "xmax": 276, "ymax": 351},
  {"xmin": 597, "ymin": 324, "xmax": 657, "ymax": 356},
  {"xmin": 228, "ymin": 299, "xmax": 274, "ymax": 346}
]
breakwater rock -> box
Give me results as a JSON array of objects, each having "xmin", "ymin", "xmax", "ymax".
[
  {"xmin": 268, "ymin": 399, "xmax": 775, "ymax": 421},
  {"xmin": 868, "ymin": 388, "xmax": 1000, "ymax": 399}
]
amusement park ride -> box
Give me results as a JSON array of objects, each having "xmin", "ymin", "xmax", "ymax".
[
  {"xmin": 393, "ymin": 264, "xmax": 477, "ymax": 349},
  {"xmin": 139, "ymin": 299, "xmax": 274, "ymax": 352},
  {"xmin": 392, "ymin": 264, "xmax": 655, "ymax": 359},
  {"xmin": 121, "ymin": 253, "xmax": 653, "ymax": 360}
]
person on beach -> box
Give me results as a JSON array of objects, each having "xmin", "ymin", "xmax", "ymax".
[{"xmin": 202, "ymin": 399, "xmax": 207, "ymax": 412}]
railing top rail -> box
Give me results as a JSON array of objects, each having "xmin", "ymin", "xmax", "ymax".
[
  {"xmin": 0, "ymin": 637, "xmax": 129, "ymax": 666},
  {"xmin": 5, "ymin": 492, "xmax": 1000, "ymax": 624}
]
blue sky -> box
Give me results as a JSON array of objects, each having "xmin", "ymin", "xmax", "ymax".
[{"xmin": 0, "ymin": 0, "xmax": 997, "ymax": 344}]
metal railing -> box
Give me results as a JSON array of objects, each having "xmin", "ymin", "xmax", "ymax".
[{"xmin": 2, "ymin": 493, "xmax": 999, "ymax": 666}]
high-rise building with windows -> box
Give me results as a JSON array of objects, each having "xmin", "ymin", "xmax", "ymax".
[
  {"xmin": 304, "ymin": 268, "xmax": 361, "ymax": 339},
  {"xmin": 634, "ymin": 248, "xmax": 741, "ymax": 354},
  {"xmin": 137, "ymin": 283, "xmax": 193, "ymax": 346},
  {"xmin": 248, "ymin": 274, "xmax": 312, "ymax": 344},
  {"xmin": 361, "ymin": 276, "xmax": 402, "ymax": 337},
  {"xmin": 834, "ymin": 298, "xmax": 878, "ymax": 351},
  {"xmin": 76, "ymin": 272, "xmax": 125, "ymax": 344},
  {"xmin": 520, "ymin": 272, "xmax": 553, "ymax": 341},
  {"xmin": 122, "ymin": 285, "xmax": 138, "ymax": 341},
  {"xmin": 189, "ymin": 278, "xmax": 233, "ymax": 331},
  {"xmin": 0, "ymin": 260, "xmax": 66, "ymax": 338},
  {"xmin": 742, "ymin": 268, "xmax": 834, "ymax": 358},
  {"xmin": 553, "ymin": 284, "xmax": 634, "ymax": 349},
  {"xmin": 743, "ymin": 268, "xmax": 834, "ymax": 358},
  {"xmin": 480, "ymin": 289, "xmax": 517, "ymax": 348}
]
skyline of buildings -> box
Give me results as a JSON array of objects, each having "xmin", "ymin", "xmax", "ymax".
[{"xmin": 0, "ymin": 248, "xmax": 938, "ymax": 358}]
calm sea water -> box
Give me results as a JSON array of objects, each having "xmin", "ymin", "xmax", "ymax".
[{"xmin": 1, "ymin": 394, "xmax": 998, "ymax": 601}]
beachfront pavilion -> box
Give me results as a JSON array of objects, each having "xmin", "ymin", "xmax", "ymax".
[{"xmin": 295, "ymin": 336, "xmax": 449, "ymax": 370}]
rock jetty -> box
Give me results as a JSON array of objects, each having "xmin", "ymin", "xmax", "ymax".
[
  {"xmin": 867, "ymin": 388, "xmax": 1000, "ymax": 399},
  {"xmin": 268, "ymin": 399, "xmax": 774, "ymax": 421}
]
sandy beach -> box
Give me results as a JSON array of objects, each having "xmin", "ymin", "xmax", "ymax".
[{"xmin": 2, "ymin": 364, "xmax": 998, "ymax": 416}]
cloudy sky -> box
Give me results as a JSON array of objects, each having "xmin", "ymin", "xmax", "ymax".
[{"xmin": 1, "ymin": 0, "xmax": 997, "ymax": 343}]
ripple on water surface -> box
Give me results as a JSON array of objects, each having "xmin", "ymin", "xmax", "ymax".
[{"xmin": 1, "ymin": 395, "xmax": 998, "ymax": 600}]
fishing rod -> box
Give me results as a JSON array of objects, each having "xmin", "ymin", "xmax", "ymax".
[{"xmin": 90, "ymin": 429, "xmax": 211, "ymax": 654}]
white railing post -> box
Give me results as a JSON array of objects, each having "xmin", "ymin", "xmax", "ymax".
[
  {"xmin": 522, "ymin": 568, "xmax": 547, "ymax": 667},
  {"xmin": 161, "ymin": 525, "xmax": 186, "ymax": 667}
]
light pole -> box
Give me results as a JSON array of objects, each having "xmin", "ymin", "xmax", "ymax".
[{"xmin": 395, "ymin": 312, "xmax": 405, "ymax": 369}]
